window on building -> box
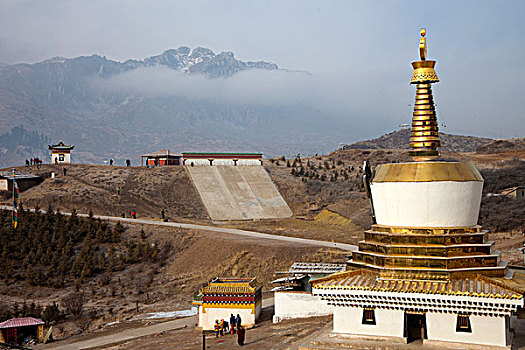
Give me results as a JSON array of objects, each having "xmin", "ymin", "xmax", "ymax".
[
  {"xmin": 59, "ymin": 154, "xmax": 65, "ymax": 161},
  {"xmin": 456, "ymin": 314, "xmax": 472, "ymax": 333},
  {"xmin": 362, "ymin": 308, "xmax": 376, "ymax": 325}
]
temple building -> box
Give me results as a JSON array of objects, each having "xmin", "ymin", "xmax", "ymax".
[
  {"xmin": 141, "ymin": 149, "xmax": 181, "ymax": 167},
  {"xmin": 48, "ymin": 140, "xmax": 74, "ymax": 164},
  {"xmin": 311, "ymin": 29, "xmax": 525, "ymax": 348},
  {"xmin": 193, "ymin": 278, "xmax": 262, "ymax": 330},
  {"xmin": 140, "ymin": 151, "xmax": 264, "ymax": 167},
  {"xmin": 0, "ymin": 317, "xmax": 44, "ymax": 344}
]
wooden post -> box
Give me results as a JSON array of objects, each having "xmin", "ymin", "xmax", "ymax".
[{"xmin": 38, "ymin": 324, "xmax": 44, "ymax": 342}]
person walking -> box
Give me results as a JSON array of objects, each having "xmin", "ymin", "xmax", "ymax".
[
  {"xmin": 236, "ymin": 314, "xmax": 242, "ymax": 329},
  {"xmin": 117, "ymin": 186, "xmax": 120, "ymax": 195},
  {"xmin": 161, "ymin": 209, "xmax": 165, "ymax": 220},
  {"xmin": 237, "ymin": 326, "xmax": 245, "ymax": 346},
  {"xmin": 63, "ymin": 167, "xmax": 67, "ymax": 176},
  {"xmin": 230, "ymin": 314, "xmax": 236, "ymax": 334},
  {"xmin": 110, "ymin": 159, "xmax": 113, "ymax": 166},
  {"xmin": 219, "ymin": 319, "xmax": 224, "ymax": 336},
  {"xmin": 131, "ymin": 210, "xmax": 136, "ymax": 219},
  {"xmin": 25, "ymin": 159, "xmax": 29, "ymax": 167}
]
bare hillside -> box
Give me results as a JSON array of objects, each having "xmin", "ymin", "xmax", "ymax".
[
  {"xmin": 1, "ymin": 164, "xmax": 208, "ymax": 221},
  {"xmin": 345, "ymin": 129, "xmax": 493, "ymax": 152}
]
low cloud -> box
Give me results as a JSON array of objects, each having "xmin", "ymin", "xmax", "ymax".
[{"xmin": 89, "ymin": 67, "xmax": 402, "ymax": 123}]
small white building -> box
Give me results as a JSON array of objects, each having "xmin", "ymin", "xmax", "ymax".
[
  {"xmin": 48, "ymin": 140, "xmax": 74, "ymax": 164},
  {"xmin": 193, "ymin": 278, "xmax": 262, "ymax": 330},
  {"xmin": 272, "ymin": 262, "xmax": 345, "ymax": 323}
]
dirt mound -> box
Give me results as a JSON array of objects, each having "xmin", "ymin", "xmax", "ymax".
[{"xmin": 476, "ymin": 139, "xmax": 525, "ymax": 154}]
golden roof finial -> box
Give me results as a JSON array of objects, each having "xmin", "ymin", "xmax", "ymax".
[
  {"xmin": 419, "ymin": 28, "xmax": 427, "ymax": 60},
  {"xmin": 408, "ymin": 28, "xmax": 441, "ymax": 161}
]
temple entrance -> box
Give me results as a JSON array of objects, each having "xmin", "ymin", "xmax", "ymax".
[{"xmin": 404, "ymin": 311, "xmax": 426, "ymax": 344}]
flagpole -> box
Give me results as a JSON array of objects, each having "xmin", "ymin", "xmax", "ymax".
[
  {"xmin": 12, "ymin": 168, "xmax": 15, "ymax": 228},
  {"xmin": 12, "ymin": 168, "xmax": 18, "ymax": 229}
]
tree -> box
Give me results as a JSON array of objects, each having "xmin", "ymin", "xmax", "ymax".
[{"xmin": 62, "ymin": 292, "xmax": 85, "ymax": 318}]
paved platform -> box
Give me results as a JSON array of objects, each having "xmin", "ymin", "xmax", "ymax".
[
  {"xmin": 186, "ymin": 166, "xmax": 293, "ymax": 221},
  {"xmin": 297, "ymin": 319, "xmax": 525, "ymax": 350}
]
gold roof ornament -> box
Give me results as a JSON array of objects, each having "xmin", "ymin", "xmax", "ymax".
[{"xmin": 409, "ymin": 28, "xmax": 441, "ymax": 161}]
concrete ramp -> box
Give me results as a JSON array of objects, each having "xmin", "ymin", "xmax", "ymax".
[{"xmin": 186, "ymin": 166, "xmax": 293, "ymax": 221}]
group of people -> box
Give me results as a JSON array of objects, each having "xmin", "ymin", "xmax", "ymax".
[
  {"xmin": 214, "ymin": 314, "xmax": 245, "ymax": 345},
  {"xmin": 25, "ymin": 158, "xmax": 43, "ymax": 168}
]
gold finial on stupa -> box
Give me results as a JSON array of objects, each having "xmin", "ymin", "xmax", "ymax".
[
  {"xmin": 419, "ymin": 28, "xmax": 427, "ymax": 60},
  {"xmin": 409, "ymin": 28, "xmax": 441, "ymax": 161}
]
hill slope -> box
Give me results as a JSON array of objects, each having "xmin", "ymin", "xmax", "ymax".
[
  {"xmin": 344, "ymin": 129, "xmax": 493, "ymax": 153},
  {"xmin": 2, "ymin": 164, "xmax": 208, "ymax": 221}
]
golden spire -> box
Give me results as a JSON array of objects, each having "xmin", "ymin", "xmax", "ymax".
[{"xmin": 409, "ymin": 28, "xmax": 441, "ymax": 161}]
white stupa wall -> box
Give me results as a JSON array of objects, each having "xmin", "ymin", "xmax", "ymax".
[
  {"xmin": 426, "ymin": 313, "xmax": 510, "ymax": 347},
  {"xmin": 370, "ymin": 181, "xmax": 483, "ymax": 227},
  {"xmin": 332, "ymin": 307, "xmax": 405, "ymax": 339}
]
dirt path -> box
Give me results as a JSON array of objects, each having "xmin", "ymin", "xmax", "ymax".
[
  {"xmin": 41, "ymin": 317, "xmax": 195, "ymax": 350},
  {"xmin": 0, "ymin": 206, "xmax": 357, "ymax": 252},
  {"xmin": 40, "ymin": 299, "xmax": 274, "ymax": 350}
]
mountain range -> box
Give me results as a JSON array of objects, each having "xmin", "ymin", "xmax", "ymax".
[{"xmin": 0, "ymin": 47, "xmax": 361, "ymax": 167}]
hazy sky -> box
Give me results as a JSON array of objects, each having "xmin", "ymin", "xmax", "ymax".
[{"xmin": 1, "ymin": 0, "xmax": 524, "ymax": 139}]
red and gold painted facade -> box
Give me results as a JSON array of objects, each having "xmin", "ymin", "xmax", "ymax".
[{"xmin": 194, "ymin": 278, "xmax": 262, "ymax": 314}]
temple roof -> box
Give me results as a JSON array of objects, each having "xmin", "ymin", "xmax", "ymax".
[
  {"xmin": 202, "ymin": 277, "xmax": 261, "ymax": 294},
  {"xmin": 0, "ymin": 317, "xmax": 44, "ymax": 329},
  {"xmin": 48, "ymin": 140, "xmax": 74, "ymax": 150},
  {"xmin": 312, "ymin": 270, "xmax": 525, "ymax": 300}
]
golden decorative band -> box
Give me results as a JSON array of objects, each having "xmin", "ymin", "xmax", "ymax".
[
  {"xmin": 413, "ymin": 110, "xmax": 436, "ymax": 116},
  {"xmin": 372, "ymin": 162, "xmax": 484, "ymax": 182},
  {"xmin": 410, "ymin": 131, "xmax": 439, "ymax": 136}
]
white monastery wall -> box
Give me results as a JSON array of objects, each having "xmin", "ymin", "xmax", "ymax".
[
  {"xmin": 273, "ymin": 292, "xmax": 333, "ymax": 322},
  {"xmin": 51, "ymin": 153, "xmax": 71, "ymax": 164},
  {"xmin": 370, "ymin": 181, "xmax": 483, "ymax": 227},
  {"xmin": 426, "ymin": 312, "xmax": 508, "ymax": 347},
  {"xmin": 237, "ymin": 159, "xmax": 261, "ymax": 166},
  {"xmin": 198, "ymin": 306, "xmax": 259, "ymax": 330},
  {"xmin": 332, "ymin": 307, "xmax": 404, "ymax": 339},
  {"xmin": 187, "ymin": 159, "xmax": 210, "ymax": 166},
  {"xmin": 212, "ymin": 159, "xmax": 235, "ymax": 166},
  {"xmin": 0, "ymin": 179, "xmax": 7, "ymax": 191},
  {"xmin": 185, "ymin": 158, "xmax": 261, "ymax": 166}
]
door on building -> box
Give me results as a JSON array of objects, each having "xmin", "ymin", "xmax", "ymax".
[{"xmin": 404, "ymin": 311, "xmax": 426, "ymax": 343}]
